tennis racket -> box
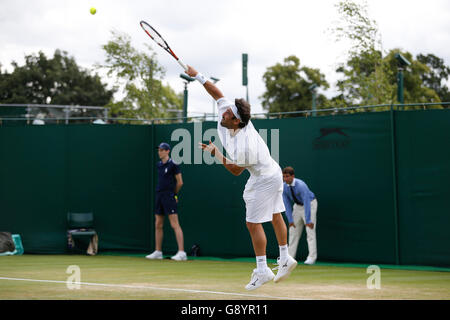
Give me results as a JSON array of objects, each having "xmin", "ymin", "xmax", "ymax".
[{"xmin": 140, "ymin": 20, "xmax": 188, "ymax": 71}]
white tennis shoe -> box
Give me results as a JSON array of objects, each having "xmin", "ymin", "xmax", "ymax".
[
  {"xmin": 245, "ymin": 267, "xmax": 275, "ymax": 291},
  {"xmin": 171, "ymin": 251, "xmax": 187, "ymax": 261},
  {"xmin": 145, "ymin": 250, "xmax": 163, "ymax": 260},
  {"xmin": 273, "ymin": 255, "xmax": 297, "ymax": 283}
]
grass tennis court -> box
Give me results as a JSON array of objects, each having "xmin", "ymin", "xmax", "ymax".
[{"xmin": 1, "ymin": 254, "xmax": 449, "ymax": 300}]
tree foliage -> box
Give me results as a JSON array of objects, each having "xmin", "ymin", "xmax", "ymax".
[
  {"xmin": 0, "ymin": 49, "xmax": 114, "ymax": 106},
  {"xmin": 332, "ymin": 0, "xmax": 380, "ymax": 54},
  {"xmin": 98, "ymin": 31, "xmax": 182, "ymax": 120},
  {"xmin": 417, "ymin": 53, "xmax": 450, "ymax": 103},
  {"xmin": 260, "ymin": 55, "xmax": 329, "ymax": 115},
  {"xmin": 384, "ymin": 50, "xmax": 441, "ymax": 105},
  {"xmin": 260, "ymin": 1, "xmax": 450, "ymax": 113},
  {"xmin": 329, "ymin": 0, "xmax": 445, "ymax": 109},
  {"xmin": 330, "ymin": 0, "xmax": 395, "ymax": 107}
]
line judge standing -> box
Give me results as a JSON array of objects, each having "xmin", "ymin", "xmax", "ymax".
[{"xmin": 282, "ymin": 166, "xmax": 318, "ymax": 265}]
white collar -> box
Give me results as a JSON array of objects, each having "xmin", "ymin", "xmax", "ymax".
[{"xmin": 288, "ymin": 179, "xmax": 296, "ymax": 187}]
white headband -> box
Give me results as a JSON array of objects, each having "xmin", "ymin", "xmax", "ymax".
[{"xmin": 230, "ymin": 105, "xmax": 242, "ymax": 121}]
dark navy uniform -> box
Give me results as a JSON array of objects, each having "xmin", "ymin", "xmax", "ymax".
[{"xmin": 155, "ymin": 158, "xmax": 180, "ymax": 215}]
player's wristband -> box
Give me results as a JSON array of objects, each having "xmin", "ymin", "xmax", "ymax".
[{"xmin": 195, "ymin": 73, "xmax": 207, "ymax": 85}]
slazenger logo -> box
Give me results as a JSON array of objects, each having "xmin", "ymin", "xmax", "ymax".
[
  {"xmin": 313, "ymin": 127, "xmax": 350, "ymax": 150},
  {"xmin": 317, "ymin": 128, "xmax": 349, "ymax": 139}
]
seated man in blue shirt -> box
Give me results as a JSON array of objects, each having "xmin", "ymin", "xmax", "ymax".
[
  {"xmin": 146, "ymin": 142, "xmax": 186, "ymax": 261},
  {"xmin": 282, "ymin": 167, "xmax": 318, "ymax": 265}
]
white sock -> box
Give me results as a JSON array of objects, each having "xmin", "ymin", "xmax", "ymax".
[
  {"xmin": 279, "ymin": 244, "xmax": 289, "ymax": 259},
  {"xmin": 256, "ymin": 255, "xmax": 267, "ymax": 272}
]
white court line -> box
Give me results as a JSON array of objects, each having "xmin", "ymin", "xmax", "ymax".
[{"xmin": 0, "ymin": 276, "xmax": 302, "ymax": 300}]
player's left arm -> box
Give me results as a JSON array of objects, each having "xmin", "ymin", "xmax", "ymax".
[
  {"xmin": 199, "ymin": 141, "xmax": 245, "ymax": 176},
  {"xmin": 220, "ymin": 155, "xmax": 246, "ymax": 176}
]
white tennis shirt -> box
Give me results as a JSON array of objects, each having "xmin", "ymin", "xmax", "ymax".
[{"xmin": 216, "ymin": 97, "xmax": 280, "ymax": 178}]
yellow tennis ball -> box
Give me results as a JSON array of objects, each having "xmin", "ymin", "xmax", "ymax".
[{"xmin": 90, "ymin": 7, "xmax": 96, "ymax": 15}]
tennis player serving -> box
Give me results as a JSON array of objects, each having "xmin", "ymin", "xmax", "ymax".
[{"xmin": 186, "ymin": 65, "xmax": 297, "ymax": 290}]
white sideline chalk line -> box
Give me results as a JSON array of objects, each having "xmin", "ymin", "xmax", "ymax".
[{"xmin": 0, "ymin": 276, "xmax": 302, "ymax": 300}]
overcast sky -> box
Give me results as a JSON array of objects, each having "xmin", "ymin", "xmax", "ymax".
[{"xmin": 1, "ymin": 0, "xmax": 449, "ymax": 116}]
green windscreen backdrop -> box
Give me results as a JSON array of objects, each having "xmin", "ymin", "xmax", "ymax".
[
  {"xmin": 0, "ymin": 125, "xmax": 152, "ymax": 253},
  {"xmin": 395, "ymin": 110, "xmax": 450, "ymax": 266},
  {"xmin": 0, "ymin": 109, "xmax": 449, "ymax": 266}
]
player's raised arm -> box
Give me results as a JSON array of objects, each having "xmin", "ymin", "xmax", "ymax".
[{"xmin": 186, "ymin": 66, "xmax": 224, "ymax": 101}]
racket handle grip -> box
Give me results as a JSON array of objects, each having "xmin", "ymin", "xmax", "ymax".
[{"xmin": 178, "ymin": 59, "xmax": 188, "ymax": 71}]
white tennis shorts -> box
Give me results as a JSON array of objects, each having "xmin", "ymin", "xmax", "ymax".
[{"xmin": 243, "ymin": 168, "xmax": 285, "ymax": 223}]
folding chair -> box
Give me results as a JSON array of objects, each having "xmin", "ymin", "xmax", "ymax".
[{"xmin": 67, "ymin": 212, "xmax": 98, "ymax": 255}]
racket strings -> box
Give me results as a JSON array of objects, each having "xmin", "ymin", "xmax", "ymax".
[{"xmin": 142, "ymin": 25, "xmax": 167, "ymax": 49}]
